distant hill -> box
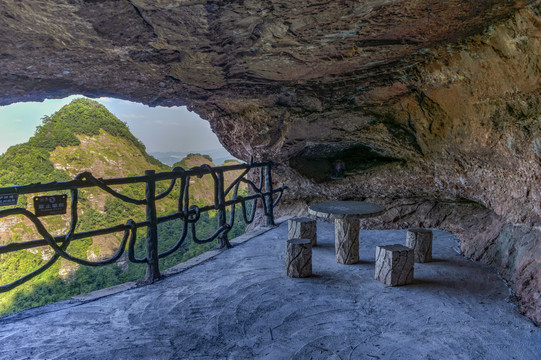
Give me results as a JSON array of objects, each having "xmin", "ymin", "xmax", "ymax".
[
  {"xmin": 0, "ymin": 98, "xmax": 249, "ymax": 317},
  {"xmin": 151, "ymin": 148, "xmax": 239, "ymax": 167},
  {"xmin": 172, "ymin": 153, "xmax": 243, "ymax": 205}
]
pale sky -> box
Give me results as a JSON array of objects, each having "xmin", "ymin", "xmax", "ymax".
[{"xmin": 0, "ymin": 95, "xmax": 224, "ymax": 155}]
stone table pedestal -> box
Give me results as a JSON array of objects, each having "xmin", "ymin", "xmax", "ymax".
[
  {"xmin": 334, "ymin": 218, "xmax": 361, "ymax": 264},
  {"xmin": 308, "ymin": 201, "xmax": 385, "ymax": 265}
]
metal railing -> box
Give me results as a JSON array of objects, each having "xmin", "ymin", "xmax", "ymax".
[{"xmin": 0, "ymin": 159, "xmax": 286, "ymax": 292}]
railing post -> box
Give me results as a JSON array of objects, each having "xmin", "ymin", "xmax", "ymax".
[
  {"xmin": 216, "ymin": 170, "xmax": 232, "ymax": 249},
  {"xmin": 264, "ymin": 162, "xmax": 275, "ymax": 227},
  {"xmin": 144, "ymin": 170, "xmax": 161, "ymax": 282}
]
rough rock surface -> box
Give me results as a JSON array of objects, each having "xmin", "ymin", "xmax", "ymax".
[{"xmin": 1, "ymin": 0, "xmax": 541, "ymax": 323}]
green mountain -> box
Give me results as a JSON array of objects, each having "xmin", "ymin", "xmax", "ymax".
[
  {"xmin": 0, "ymin": 98, "xmax": 248, "ymax": 316},
  {"xmin": 0, "ymin": 98, "xmax": 165, "ymax": 187}
]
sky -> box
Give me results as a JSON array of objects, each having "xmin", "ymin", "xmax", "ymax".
[{"xmin": 0, "ymin": 95, "xmax": 224, "ymax": 155}]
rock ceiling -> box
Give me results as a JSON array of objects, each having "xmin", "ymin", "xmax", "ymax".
[{"xmin": 1, "ymin": 0, "xmax": 540, "ymax": 325}]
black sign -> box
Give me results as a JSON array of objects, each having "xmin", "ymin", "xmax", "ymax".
[
  {"xmin": 0, "ymin": 193, "xmax": 19, "ymax": 207},
  {"xmin": 33, "ymin": 195, "xmax": 68, "ymax": 216}
]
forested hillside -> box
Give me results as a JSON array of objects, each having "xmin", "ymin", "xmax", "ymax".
[{"xmin": 0, "ymin": 98, "xmax": 248, "ymax": 316}]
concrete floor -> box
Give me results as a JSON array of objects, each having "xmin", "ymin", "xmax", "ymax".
[{"xmin": 0, "ymin": 220, "xmax": 540, "ymax": 360}]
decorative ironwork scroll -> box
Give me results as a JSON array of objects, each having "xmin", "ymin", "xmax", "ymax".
[{"xmin": 0, "ymin": 159, "xmax": 286, "ymax": 291}]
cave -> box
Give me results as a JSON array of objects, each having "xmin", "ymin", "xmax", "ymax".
[
  {"xmin": 1, "ymin": 0, "xmax": 540, "ymax": 325},
  {"xmin": 289, "ymin": 143, "xmax": 402, "ymax": 183}
]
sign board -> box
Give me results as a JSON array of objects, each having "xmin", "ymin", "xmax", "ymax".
[
  {"xmin": 0, "ymin": 193, "xmax": 19, "ymax": 207},
  {"xmin": 33, "ymin": 195, "xmax": 68, "ymax": 216}
]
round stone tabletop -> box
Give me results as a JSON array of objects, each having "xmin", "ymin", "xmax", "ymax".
[{"xmin": 308, "ymin": 201, "xmax": 386, "ymax": 220}]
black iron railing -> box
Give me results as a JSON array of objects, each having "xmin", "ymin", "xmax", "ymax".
[{"xmin": 0, "ymin": 159, "xmax": 286, "ymax": 292}]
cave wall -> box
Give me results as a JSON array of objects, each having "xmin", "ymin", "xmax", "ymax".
[{"xmin": 0, "ymin": 0, "xmax": 540, "ymax": 324}]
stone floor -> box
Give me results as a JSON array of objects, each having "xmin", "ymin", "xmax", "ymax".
[{"xmin": 0, "ymin": 220, "xmax": 540, "ymax": 360}]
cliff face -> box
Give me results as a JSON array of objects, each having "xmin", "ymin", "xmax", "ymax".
[{"xmin": 1, "ymin": 0, "xmax": 540, "ymax": 324}]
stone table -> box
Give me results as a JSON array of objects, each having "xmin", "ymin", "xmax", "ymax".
[{"xmin": 308, "ymin": 201, "xmax": 385, "ymax": 264}]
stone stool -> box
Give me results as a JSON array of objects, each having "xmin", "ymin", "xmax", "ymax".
[
  {"xmin": 286, "ymin": 238, "xmax": 312, "ymax": 278},
  {"xmin": 288, "ymin": 217, "xmax": 317, "ymax": 247},
  {"xmin": 375, "ymin": 244, "xmax": 414, "ymax": 286},
  {"xmin": 406, "ymin": 228, "xmax": 433, "ymax": 263}
]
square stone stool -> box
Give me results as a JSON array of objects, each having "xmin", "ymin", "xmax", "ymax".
[
  {"xmin": 288, "ymin": 217, "xmax": 317, "ymax": 247},
  {"xmin": 375, "ymin": 244, "xmax": 414, "ymax": 286},
  {"xmin": 286, "ymin": 238, "xmax": 312, "ymax": 278},
  {"xmin": 406, "ymin": 228, "xmax": 433, "ymax": 263}
]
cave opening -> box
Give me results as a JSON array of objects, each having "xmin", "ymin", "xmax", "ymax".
[
  {"xmin": 0, "ymin": 95, "xmax": 235, "ymax": 166},
  {"xmin": 0, "ymin": 94, "xmax": 248, "ymax": 317}
]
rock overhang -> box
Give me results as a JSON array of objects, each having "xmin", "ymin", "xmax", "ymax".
[{"xmin": 1, "ymin": 0, "xmax": 541, "ymax": 324}]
